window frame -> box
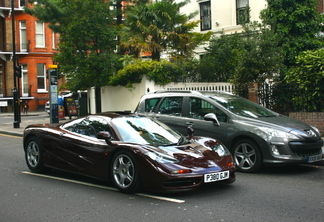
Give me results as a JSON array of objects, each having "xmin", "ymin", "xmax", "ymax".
[
  {"xmin": 19, "ymin": 0, "xmax": 26, "ymax": 8},
  {"xmin": 0, "ymin": 64, "xmax": 2, "ymax": 97},
  {"xmin": 200, "ymin": 1, "xmax": 211, "ymax": 31},
  {"xmin": 37, "ymin": 63, "xmax": 47, "ymax": 93},
  {"xmin": 189, "ymin": 97, "xmax": 228, "ymax": 123},
  {"xmin": 35, "ymin": 21, "xmax": 45, "ymax": 47},
  {"xmin": 236, "ymin": 0, "xmax": 250, "ymax": 25},
  {"xmin": 20, "ymin": 20, "xmax": 27, "ymax": 52},
  {"xmin": 52, "ymin": 31, "xmax": 56, "ymax": 49},
  {"xmin": 144, "ymin": 98, "xmax": 161, "ymax": 113},
  {"xmin": 157, "ymin": 97, "xmax": 183, "ymax": 116},
  {"xmin": 21, "ymin": 64, "xmax": 28, "ymax": 96},
  {"xmin": 63, "ymin": 116, "xmax": 114, "ymax": 139}
]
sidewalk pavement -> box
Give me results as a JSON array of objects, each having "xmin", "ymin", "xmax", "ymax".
[{"xmin": 0, "ymin": 111, "xmax": 69, "ymax": 137}]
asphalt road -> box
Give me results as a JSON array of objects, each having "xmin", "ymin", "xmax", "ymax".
[{"xmin": 1, "ymin": 134, "xmax": 323, "ymax": 222}]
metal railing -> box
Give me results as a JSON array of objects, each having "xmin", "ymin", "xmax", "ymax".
[
  {"xmin": 0, "ymin": 0, "xmax": 26, "ymax": 8},
  {"xmin": 258, "ymin": 83, "xmax": 324, "ymax": 114},
  {"xmin": 0, "ymin": 42, "xmax": 29, "ymax": 52},
  {"xmin": 154, "ymin": 82, "xmax": 236, "ymax": 94}
]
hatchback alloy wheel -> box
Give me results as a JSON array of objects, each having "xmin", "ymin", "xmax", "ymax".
[{"xmin": 233, "ymin": 139, "xmax": 262, "ymax": 173}]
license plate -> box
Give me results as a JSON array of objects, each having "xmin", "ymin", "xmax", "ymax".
[
  {"xmin": 307, "ymin": 154, "xmax": 322, "ymax": 163},
  {"xmin": 204, "ymin": 170, "xmax": 230, "ymax": 183}
]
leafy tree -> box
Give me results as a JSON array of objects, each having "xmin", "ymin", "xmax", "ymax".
[
  {"xmin": 120, "ymin": 0, "xmax": 211, "ymax": 61},
  {"xmin": 109, "ymin": 58, "xmax": 198, "ymax": 88},
  {"xmin": 260, "ymin": 0, "xmax": 324, "ymax": 67},
  {"xmin": 196, "ymin": 32, "xmax": 243, "ymax": 82},
  {"xmin": 25, "ymin": 0, "xmax": 64, "ymax": 33},
  {"xmin": 232, "ymin": 21, "xmax": 284, "ymax": 84},
  {"xmin": 198, "ymin": 21, "xmax": 283, "ymax": 84},
  {"xmin": 26, "ymin": 0, "xmax": 120, "ymax": 91},
  {"xmin": 285, "ymin": 49, "xmax": 324, "ymax": 111}
]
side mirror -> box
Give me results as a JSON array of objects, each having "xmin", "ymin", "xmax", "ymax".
[
  {"xmin": 204, "ymin": 113, "xmax": 220, "ymax": 126},
  {"xmin": 187, "ymin": 124, "xmax": 194, "ymax": 139},
  {"xmin": 97, "ymin": 131, "xmax": 114, "ymax": 145},
  {"xmin": 186, "ymin": 122, "xmax": 195, "ymax": 139}
]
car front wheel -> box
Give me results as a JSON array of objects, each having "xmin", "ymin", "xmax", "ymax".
[
  {"xmin": 232, "ymin": 139, "xmax": 262, "ymax": 173},
  {"xmin": 25, "ymin": 137, "xmax": 49, "ymax": 173},
  {"xmin": 111, "ymin": 150, "xmax": 140, "ymax": 193}
]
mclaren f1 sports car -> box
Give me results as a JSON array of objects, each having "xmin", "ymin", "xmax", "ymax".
[{"xmin": 23, "ymin": 112, "xmax": 236, "ymax": 193}]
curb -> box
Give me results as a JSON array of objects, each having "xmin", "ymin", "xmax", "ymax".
[{"xmin": 0, "ymin": 130, "xmax": 23, "ymax": 137}]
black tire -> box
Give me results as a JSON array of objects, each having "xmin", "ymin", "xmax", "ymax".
[
  {"xmin": 25, "ymin": 137, "xmax": 49, "ymax": 173},
  {"xmin": 111, "ymin": 150, "xmax": 140, "ymax": 193},
  {"xmin": 232, "ymin": 139, "xmax": 262, "ymax": 173}
]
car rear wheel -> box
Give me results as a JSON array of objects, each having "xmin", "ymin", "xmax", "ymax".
[
  {"xmin": 232, "ymin": 139, "xmax": 262, "ymax": 173},
  {"xmin": 25, "ymin": 137, "xmax": 49, "ymax": 173},
  {"xmin": 111, "ymin": 150, "xmax": 140, "ymax": 193}
]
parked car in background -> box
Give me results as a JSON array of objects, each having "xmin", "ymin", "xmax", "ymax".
[
  {"xmin": 135, "ymin": 91, "xmax": 323, "ymax": 173},
  {"xmin": 23, "ymin": 112, "xmax": 236, "ymax": 193},
  {"xmin": 45, "ymin": 91, "xmax": 73, "ymax": 115},
  {"xmin": 45, "ymin": 101, "xmax": 50, "ymax": 115}
]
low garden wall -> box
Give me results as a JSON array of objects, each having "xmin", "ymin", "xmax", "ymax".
[{"xmin": 289, "ymin": 112, "xmax": 324, "ymax": 137}]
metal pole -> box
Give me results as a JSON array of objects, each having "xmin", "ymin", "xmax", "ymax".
[{"xmin": 12, "ymin": 0, "xmax": 20, "ymax": 128}]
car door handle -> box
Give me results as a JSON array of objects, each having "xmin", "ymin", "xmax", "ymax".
[{"xmin": 186, "ymin": 122, "xmax": 194, "ymax": 126}]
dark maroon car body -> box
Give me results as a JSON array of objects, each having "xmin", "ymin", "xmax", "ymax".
[{"xmin": 23, "ymin": 112, "xmax": 236, "ymax": 193}]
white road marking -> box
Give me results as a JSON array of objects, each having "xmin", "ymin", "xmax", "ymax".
[{"xmin": 22, "ymin": 171, "xmax": 185, "ymax": 203}]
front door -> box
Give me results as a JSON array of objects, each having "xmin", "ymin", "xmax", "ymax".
[{"xmin": 183, "ymin": 97, "xmax": 230, "ymax": 146}]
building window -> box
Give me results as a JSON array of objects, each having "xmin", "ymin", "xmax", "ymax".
[
  {"xmin": 52, "ymin": 32, "xmax": 55, "ymax": 49},
  {"xmin": 0, "ymin": 64, "xmax": 2, "ymax": 97},
  {"xmin": 21, "ymin": 64, "xmax": 28, "ymax": 96},
  {"xmin": 36, "ymin": 21, "xmax": 45, "ymax": 47},
  {"xmin": 20, "ymin": 0, "xmax": 26, "ymax": 7},
  {"xmin": 37, "ymin": 63, "xmax": 46, "ymax": 92},
  {"xmin": 200, "ymin": 1, "xmax": 211, "ymax": 31},
  {"xmin": 20, "ymin": 21, "xmax": 27, "ymax": 51},
  {"xmin": 236, "ymin": 0, "xmax": 249, "ymax": 25}
]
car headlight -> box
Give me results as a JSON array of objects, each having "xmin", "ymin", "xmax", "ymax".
[
  {"xmin": 259, "ymin": 127, "xmax": 299, "ymax": 140},
  {"xmin": 212, "ymin": 144, "xmax": 231, "ymax": 157},
  {"xmin": 145, "ymin": 151, "xmax": 180, "ymax": 164},
  {"xmin": 311, "ymin": 126, "xmax": 320, "ymax": 135}
]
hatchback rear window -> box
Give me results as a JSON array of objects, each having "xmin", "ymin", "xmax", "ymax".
[
  {"xmin": 145, "ymin": 98, "xmax": 161, "ymax": 112},
  {"xmin": 158, "ymin": 97, "xmax": 182, "ymax": 116}
]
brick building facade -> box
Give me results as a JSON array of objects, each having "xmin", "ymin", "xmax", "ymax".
[{"xmin": 0, "ymin": 0, "xmax": 59, "ymax": 112}]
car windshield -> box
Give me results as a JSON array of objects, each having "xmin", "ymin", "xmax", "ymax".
[
  {"xmin": 209, "ymin": 94, "xmax": 278, "ymax": 118},
  {"xmin": 112, "ymin": 116, "xmax": 182, "ymax": 146}
]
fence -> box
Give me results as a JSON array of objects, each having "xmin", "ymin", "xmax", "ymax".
[
  {"xmin": 258, "ymin": 83, "xmax": 324, "ymax": 114},
  {"xmin": 154, "ymin": 82, "xmax": 236, "ymax": 94},
  {"xmin": 0, "ymin": 0, "xmax": 26, "ymax": 7},
  {"xmin": 0, "ymin": 42, "xmax": 30, "ymax": 53}
]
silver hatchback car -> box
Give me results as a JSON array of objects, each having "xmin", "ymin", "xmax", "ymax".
[{"xmin": 135, "ymin": 91, "xmax": 323, "ymax": 172}]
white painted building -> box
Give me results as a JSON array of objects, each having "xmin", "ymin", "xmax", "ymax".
[{"xmin": 179, "ymin": 0, "xmax": 267, "ymax": 55}]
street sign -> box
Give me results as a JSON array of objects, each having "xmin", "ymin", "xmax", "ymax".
[
  {"xmin": 48, "ymin": 64, "xmax": 58, "ymax": 69},
  {"xmin": 49, "ymin": 66, "xmax": 59, "ymax": 123}
]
